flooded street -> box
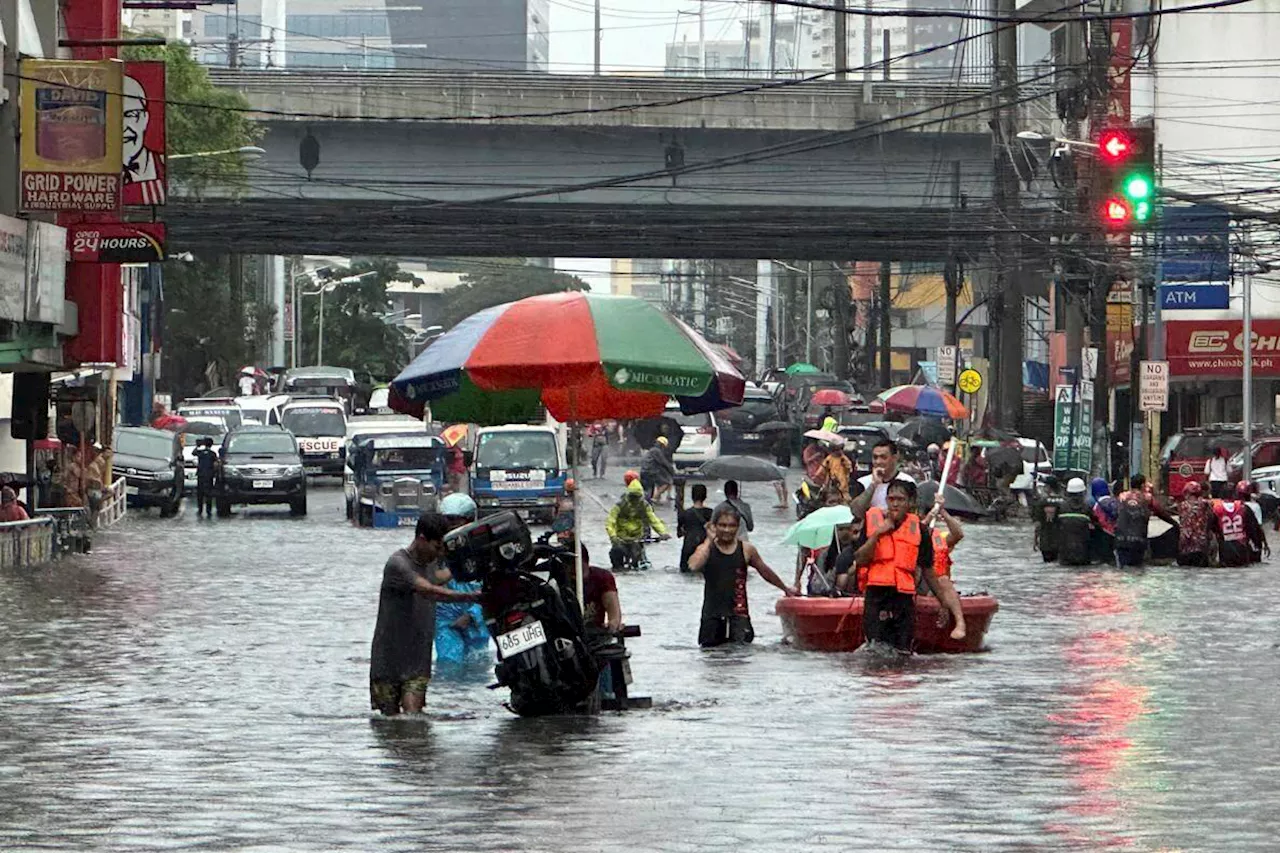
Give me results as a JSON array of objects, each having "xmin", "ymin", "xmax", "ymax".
[{"xmin": 3, "ymin": 477, "xmax": 1280, "ymax": 851}]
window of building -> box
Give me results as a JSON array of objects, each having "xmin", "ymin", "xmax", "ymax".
[{"xmin": 286, "ymin": 13, "xmax": 388, "ymax": 39}]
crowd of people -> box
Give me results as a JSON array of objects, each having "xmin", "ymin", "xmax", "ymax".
[{"xmin": 1030, "ymin": 474, "xmax": 1270, "ymax": 568}]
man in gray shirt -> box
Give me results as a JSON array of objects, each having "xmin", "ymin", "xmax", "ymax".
[{"xmin": 369, "ymin": 512, "xmax": 480, "ymax": 716}]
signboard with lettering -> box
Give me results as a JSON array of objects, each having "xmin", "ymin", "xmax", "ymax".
[
  {"xmin": 0, "ymin": 215, "xmax": 28, "ymax": 322},
  {"xmin": 1165, "ymin": 319, "xmax": 1280, "ymax": 377},
  {"xmin": 1052, "ymin": 384, "xmax": 1093, "ymax": 471},
  {"xmin": 937, "ymin": 345, "xmax": 957, "ymax": 385},
  {"xmin": 1159, "ymin": 282, "xmax": 1230, "ymax": 311},
  {"xmin": 1161, "ymin": 205, "xmax": 1230, "ymax": 282},
  {"xmin": 67, "ymin": 222, "xmax": 166, "ymax": 263},
  {"xmin": 1139, "ymin": 361, "xmax": 1169, "ymax": 411},
  {"xmin": 19, "ymin": 60, "xmax": 123, "ymax": 212}
]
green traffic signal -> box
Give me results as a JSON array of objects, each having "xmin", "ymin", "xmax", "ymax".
[
  {"xmin": 1123, "ymin": 173, "xmax": 1153, "ymax": 201},
  {"xmin": 1134, "ymin": 200, "xmax": 1152, "ymax": 222}
]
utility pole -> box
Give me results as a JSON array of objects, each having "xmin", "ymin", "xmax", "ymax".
[
  {"xmin": 699, "ymin": 1, "xmax": 706, "ymax": 77},
  {"xmin": 767, "ymin": 1, "xmax": 777, "ymax": 77},
  {"xmin": 991, "ymin": 0, "xmax": 1023, "ymax": 431},
  {"xmin": 805, "ymin": 261, "xmax": 814, "ymax": 362},
  {"xmin": 1087, "ymin": 14, "xmax": 1114, "ymax": 475},
  {"xmin": 944, "ymin": 160, "xmax": 964, "ymax": 345},
  {"xmin": 833, "ymin": 0, "xmax": 847, "ymax": 80},
  {"xmin": 594, "ymin": 0, "xmax": 601, "ymax": 75},
  {"xmin": 878, "ymin": 261, "xmax": 891, "ymax": 389},
  {"xmin": 862, "ymin": 0, "xmax": 872, "ymax": 83}
]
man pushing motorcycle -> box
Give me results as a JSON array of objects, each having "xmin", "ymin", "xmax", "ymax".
[{"xmin": 606, "ymin": 479, "xmax": 670, "ymax": 570}]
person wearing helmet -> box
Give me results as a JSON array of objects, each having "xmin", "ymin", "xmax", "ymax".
[
  {"xmin": 1176, "ymin": 481, "xmax": 1214, "ymax": 567},
  {"xmin": 1032, "ymin": 475, "xmax": 1064, "ymax": 563},
  {"xmin": 1057, "ymin": 478, "xmax": 1094, "ymax": 566},
  {"xmin": 606, "ymin": 479, "xmax": 670, "ymax": 569},
  {"xmin": 433, "ymin": 493, "xmax": 491, "ymax": 667},
  {"xmin": 640, "ymin": 436, "xmax": 676, "ymax": 504}
]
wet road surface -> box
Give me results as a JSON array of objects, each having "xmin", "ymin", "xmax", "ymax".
[{"xmin": 3, "ymin": 476, "xmax": 1280, "ymax": 851}]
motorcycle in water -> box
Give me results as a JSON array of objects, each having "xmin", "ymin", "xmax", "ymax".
[
  {"xmin": 444, "ymin": 511, "xmax": 606, "ymax": 716},
  {"xmin": 611, "ymin": 536, "xmax": 662, "ymax": 572}
]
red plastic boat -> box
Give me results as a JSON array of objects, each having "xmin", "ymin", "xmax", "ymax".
[{"xmin": 776, "ymin": 594, "xmax": 999, "ymax": 653}]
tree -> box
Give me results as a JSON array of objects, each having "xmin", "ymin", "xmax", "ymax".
[
  {"xmin": 295, "ymin": 259, "xmax": 415, "ymax": 381},
  {"xmin": 437, "ymin": 261, "xmax": 589, "ymax": 329}
]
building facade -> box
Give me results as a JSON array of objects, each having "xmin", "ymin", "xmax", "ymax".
[{"xmin": 191, "ymin": 0, "xmax": 548, "ymax": 71}]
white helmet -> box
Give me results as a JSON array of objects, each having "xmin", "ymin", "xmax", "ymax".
[{"xmin": 1066, "ymin": 477, "xmax": 1087, "ymax": 495}]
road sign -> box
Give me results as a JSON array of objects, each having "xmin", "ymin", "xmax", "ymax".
[
  {"xmin": 937, "ymin": 345, "xmax": 957, "ymax": 385},
  {"xmin": 1082, "ymin": 347, "xmax": 1098, "ymax": 381},
  {"xmin": 1053, "ymin": 384, "xmax": 1093, "ymax": 471},
  {"xmin": 1159, "ymin": 283, "xmax": 1230, "ymax": 311},
  {"xmin": 1139, "ymin": 360, "xmax": 1169, "ymax": 411},
  {"xmin": 1080, "ymin": 379, "xmax": 1094, "ymax": 402},
  {"xmin": 957, "ymin": 368, "xmax": 982, "ymax": 394}
]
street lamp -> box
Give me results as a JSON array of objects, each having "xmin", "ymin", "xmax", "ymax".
[
  {"xmin": 168, "ymin": 146, "xmax": 266, "ymax": 162},
  {"xmin": 299, "ymin": 270, "xmax": 378, "ymax": 366}
]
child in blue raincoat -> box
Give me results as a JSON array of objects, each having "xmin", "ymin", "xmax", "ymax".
[{"xmin": 436, "ymin": 493, "xmax": 491, "ymax": 666}]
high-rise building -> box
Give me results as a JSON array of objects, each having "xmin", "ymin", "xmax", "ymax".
[{"xmin": 190, "ymin": 0, "xmax": 549, "ymax": 71}]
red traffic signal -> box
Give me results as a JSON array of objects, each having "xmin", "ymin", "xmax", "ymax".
[
  {"xmin": 1103, "ymin": 198, "xmax": 1131, "ymax": 225},
  {"xmin": 1098, "ymin": 129, "xmax": 1133, "ymax": 164}
]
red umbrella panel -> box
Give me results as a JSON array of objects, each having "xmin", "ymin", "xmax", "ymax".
[{"xmin": 809, "ymin": 388, "xmax": 853, "ymax": 407}]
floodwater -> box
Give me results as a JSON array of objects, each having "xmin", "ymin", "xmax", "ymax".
[{"xmin": 2, "ymin": 477, "xmax": 1279, "ymax": 852}]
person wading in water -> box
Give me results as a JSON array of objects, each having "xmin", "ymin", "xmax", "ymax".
[{"xmin": 688, "ymin": 504, "xmax": 797, "ymax": 647}]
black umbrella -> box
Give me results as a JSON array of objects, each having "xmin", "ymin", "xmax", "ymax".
[
  {"xmin": 695, "ymin": 455, "xmax": 786, "ymax": 482},
  {"xmin": 898, "ymin": 417, "xmax": 951, "ymax": 447},
  {"xmin": 985, "ymin": 445, "xmax": 1024, "ymax": 480},
  {"xmin": 632, "ymin": 416, "xmax": 685, "ymax": 454},
  {"xmin": 755, "ymin": 420, "xmax": 794, "ymax": 433},
  {"xmin": 916, "ymin": 480, "xmax": 987, "ymax": 519}
]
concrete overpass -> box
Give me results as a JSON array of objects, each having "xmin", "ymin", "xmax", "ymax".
[{"xmin": 166, "ymin": 70, "xmax": 1057, "ymax": 259}]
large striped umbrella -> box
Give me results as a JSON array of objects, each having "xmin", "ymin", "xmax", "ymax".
[
  {"xmin": 389, "ymin": 292, "xmax": 746, "ymax": 424},
  {"xmin": 875, "ymin": 384, "xmax": 968, "ymax": 419}
]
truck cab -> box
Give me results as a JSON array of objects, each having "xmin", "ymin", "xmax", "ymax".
[
  {"xmin": 280, "ymin": 397, "xmax": 348, "ymax": 476},
  {"xmin": 350, "ymin": 433, "xmax": 447, "ymax": 527},
  {"xmin": 471, "ymin": 424, "xmax": 566, "ymax": 523}
]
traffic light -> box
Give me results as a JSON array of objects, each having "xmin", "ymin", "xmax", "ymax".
[{"xmin": 1095, "ymin": 126, "xmax": 1156, "ymax": 230}]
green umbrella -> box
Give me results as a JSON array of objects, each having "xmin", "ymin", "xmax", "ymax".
[
  {"xmin": 784, "ymin": 362, "xmax": 822, "ymax": 376},
  {"xmin": 782, "ymin": 505, "xmax": 854, "ymax": 549}
]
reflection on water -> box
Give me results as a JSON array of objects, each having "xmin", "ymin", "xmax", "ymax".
[{"xmin": 1, "ymin": 485, "xmax": 1280, "ymax": 851}]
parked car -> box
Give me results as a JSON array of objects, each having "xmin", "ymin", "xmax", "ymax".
[
  {"xmin": 216, "ymin": 425, "xmax": 307, "ymax": 517},
  {"xmin": 1229, "ymin": 437, "xmax": 1280, "ymax": 519},
  {"xmin": 1160, "ymin": 427, "xmax": 1249, "ymax": 498},
  {"xmin": 664, "ymin": 401, "xmax": 721, "ymax": 468},
  {"xmin": 279, "ymin": 366, "xmax": 357, "ymax": 414},
  {"xmin": 718, "ymin": 386, "xmax": 782, "ymax": 453},
  {"xmin": 114, "ymin": 426, "xmax": 185, "ymax": 516},
  {"xmin": 234, "ymin": 394, "xmax": 290, "ymax": 427},
  {"xmin": 179, "ymin": 415, "xmax": 229, "ymax": 489}
]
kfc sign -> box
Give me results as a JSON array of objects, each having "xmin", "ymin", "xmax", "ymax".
[{"xmin": 1166, "ymin": 319, "xmax": 1280, "ymax": 377}]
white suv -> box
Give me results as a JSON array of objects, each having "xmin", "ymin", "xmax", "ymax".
[{"xmin": 664, "ymin": 402, "xmax": 721, "ymax": 468}]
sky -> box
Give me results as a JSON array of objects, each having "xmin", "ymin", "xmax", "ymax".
[{"xmin": 548, "ymin": 1, "xmax": 751, "ymax": 291}]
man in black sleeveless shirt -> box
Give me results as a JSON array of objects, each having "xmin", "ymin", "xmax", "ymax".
[{"xmin": 688, "ymin": 504, "xmax": 797, "ymax": 647}]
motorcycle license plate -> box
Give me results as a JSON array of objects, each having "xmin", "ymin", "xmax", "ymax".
[
  {"xmin": 252, "ymin": 479, "xmax": 273, "ymax": 489},
  {"xmin": 497, "ymin": 620, "xmax": 547, "ymax": 659}
]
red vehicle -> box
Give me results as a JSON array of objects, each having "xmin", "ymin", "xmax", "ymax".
[
  {"xmin": 776, "ymin": 594, "xmax": 998, "ymax": 653},
  {"xmin": 1159, "ymin": 427, "xmax": 1247, "ymax": 498}
]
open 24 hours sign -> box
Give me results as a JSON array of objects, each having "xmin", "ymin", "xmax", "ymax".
[{"xmin": 68, "ymin": 222, "xmax": 166, "ymax": 263}]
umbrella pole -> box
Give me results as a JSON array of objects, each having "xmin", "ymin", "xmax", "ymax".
[
  {"xmin": 570, "ymin": 415, "xmax": 584, "ymax": 606},
  {"xmin": 933, "ymin": 440, "xmax": 958, "ymax": 529}
]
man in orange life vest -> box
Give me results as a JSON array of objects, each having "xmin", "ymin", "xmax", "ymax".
[{"xmin": 850, "ymin": 479, "xmax": 966, "ymax": 653}]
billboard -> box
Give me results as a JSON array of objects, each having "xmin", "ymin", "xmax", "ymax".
[
  {"xmin": 1161, "ymin": 205, "xmax": 1230, "ymax": 283},
  {"xmin": 121, "ymin": 61, "xmax": 166, "ymax": 206},
  {"xmin": 19, "ymin": 59, "xmax": 123, "ymax": 212},
  {"xmin": 68, "ymin": 222, "xmax": 166, "ymax": 263},
  {"xmin": 1165, "ymin": 319, "xmax": 1280, "ymax": 377}
]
